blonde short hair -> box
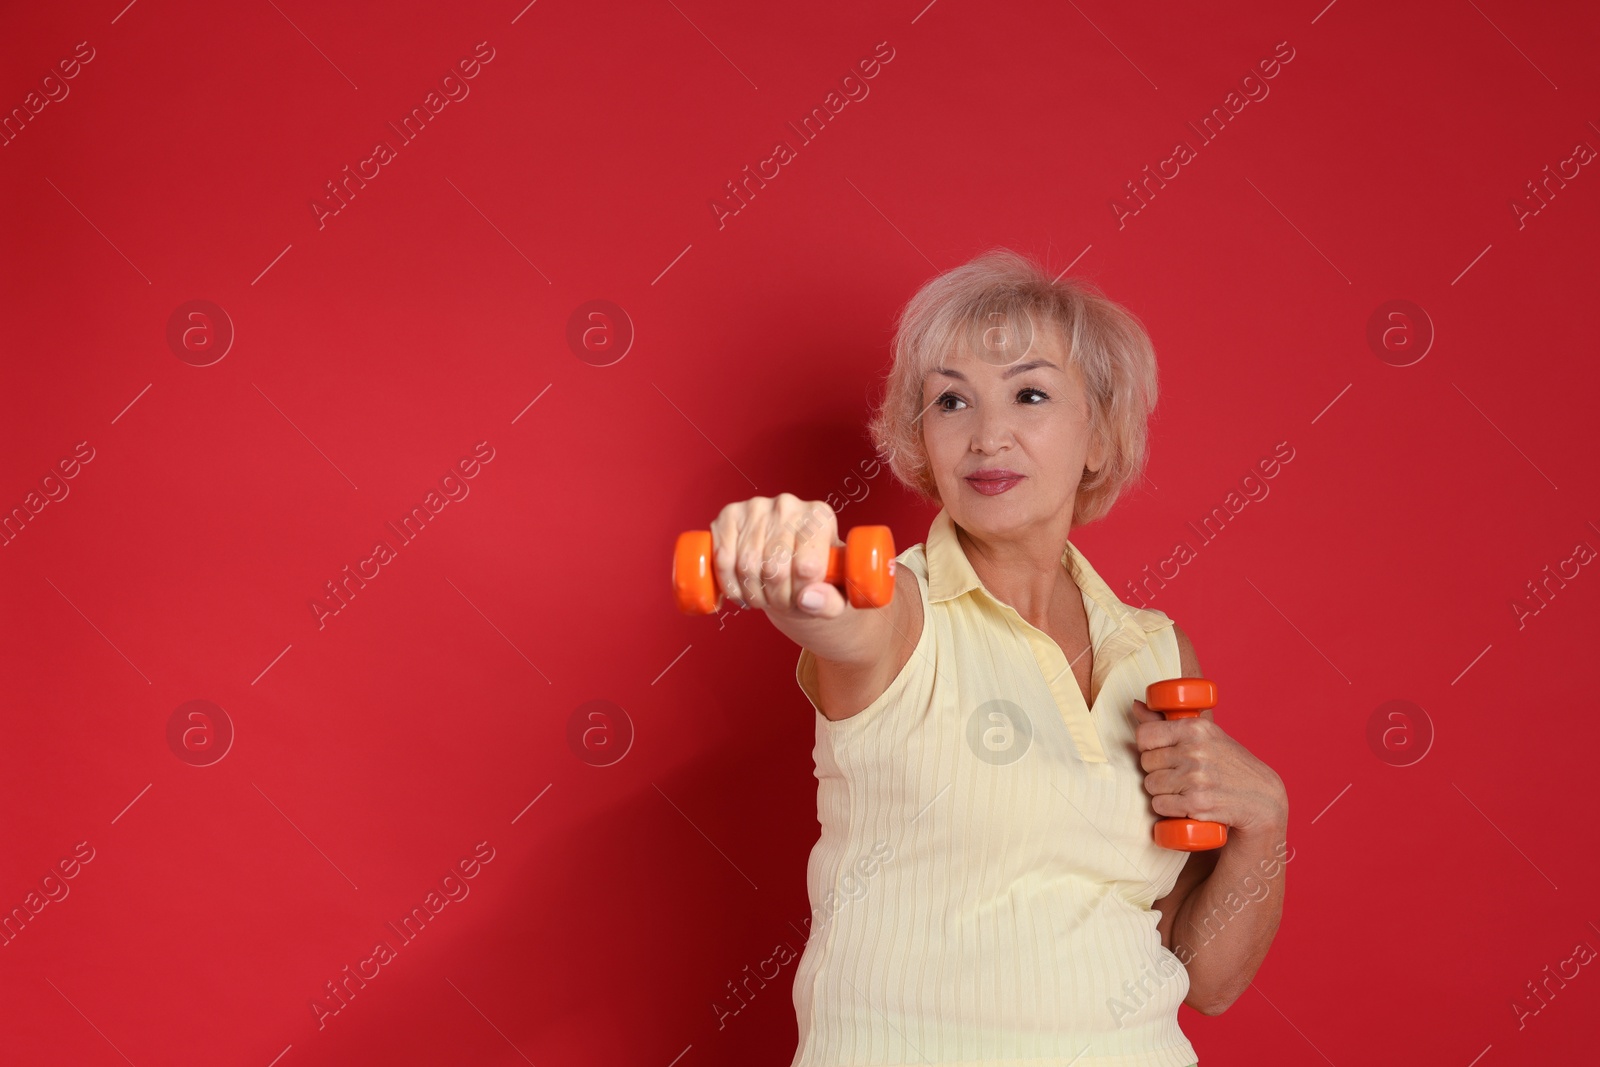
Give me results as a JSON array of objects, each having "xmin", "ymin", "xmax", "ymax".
[{"xmin": 866, "ymin": 247, "xmax": 1160, "ymax": 529}]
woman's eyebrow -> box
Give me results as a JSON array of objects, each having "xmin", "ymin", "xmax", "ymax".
[{"xmin": 930, "ymin": 359, "xmax": 1060, "ymax": 383}]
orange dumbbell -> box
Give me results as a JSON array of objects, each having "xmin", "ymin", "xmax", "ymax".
[
  {"xmin": 1144, "ymin": 677, "xmax": 1228, "ymax": 851},
  {"xmin": 672, "ymin": 525, "xmax": 897, "ymax": 615}
]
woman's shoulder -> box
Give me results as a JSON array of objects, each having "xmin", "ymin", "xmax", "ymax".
[
  {"xmin": 1134, "ymin": 604, "xmax": 1175, "ymax": 629},
  {"xmin": 894, "ymin": 541, "xmax": 930, "ymax": 586},
  {"xmin": 798, "ymin": 542, "xmax": 931, "ymax": 727},
  {"xmin": 1065, "ymin": 538, "xmax": 1175, "ymax": 635}
]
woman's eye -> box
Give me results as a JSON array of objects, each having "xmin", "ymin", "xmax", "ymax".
[{"xmin": 934, "ymin": 389, "xmax": 1046, "ymax": 411}]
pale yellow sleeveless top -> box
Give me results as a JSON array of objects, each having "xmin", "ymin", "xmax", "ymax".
[{"xmin": 790, "ymin": 507, "xmax": 1198, "ymax": 1067}]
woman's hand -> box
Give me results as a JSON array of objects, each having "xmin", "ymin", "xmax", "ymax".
[
  {"xmin": 1131, "ymin": 701, "xmax": 1288, "ymax": 838},
  {"xmin": 709, "ymin": 493, "xmax": 849, "ymax": 620}
]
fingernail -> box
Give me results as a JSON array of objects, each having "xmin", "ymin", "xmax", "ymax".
[{"xmin": 799, "ymin": 588, "xmax": 824, "ymax": 610}]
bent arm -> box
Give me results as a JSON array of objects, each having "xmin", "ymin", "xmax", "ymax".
[
  {"xmin": 1170, "ymin": 821, "xmax": 1288, "ymax": 1014},
  {"xmin": 1154, "ymin": 623, "xmax": 1288, "ymax": 1016}
]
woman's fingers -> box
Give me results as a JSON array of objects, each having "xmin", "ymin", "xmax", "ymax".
[
  {"xmin": 789, "ymin": 500, "xmax": 841, "ymax": 614},
  {"xmin": 708, "ymin": 494, "xmax": 841, "ymax": 614},
  {"xmin": 754, "ymin": 493, "xmax": 802, "ymax": 609},
  {"xmin": 734, "ymin": 498, "xmax": 772, "ymax": 609},
  {"xmin": 710, "ymin": 499, "xmax": 752, "ymax": 608}
]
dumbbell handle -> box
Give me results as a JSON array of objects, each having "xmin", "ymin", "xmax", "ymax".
[
  {"xmin": 1144, "ymin": 677, "xmax": 1228, "ymax": 852},
  {"xmin": 672, "ymin": 525, "xmax": 896, "ymax": 615}
]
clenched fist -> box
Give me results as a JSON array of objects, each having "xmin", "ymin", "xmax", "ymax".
[{"xmin": 709, "ymin": 493, "xmax": 851, "ymax": 620}]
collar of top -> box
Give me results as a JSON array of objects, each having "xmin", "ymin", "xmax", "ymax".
[{"xmin": 922, "ymin": 506, "xmax": 1173, "ymax": 653}]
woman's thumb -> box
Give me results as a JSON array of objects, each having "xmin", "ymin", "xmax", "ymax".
[{"xmin": 797, "ymin": 581, "xmax": 846, "ymax": 617}]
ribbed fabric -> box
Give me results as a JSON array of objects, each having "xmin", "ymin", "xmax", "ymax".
[{"xmin": 790, "ymin": 507, "xmax": 1200, "ymax": 1067}]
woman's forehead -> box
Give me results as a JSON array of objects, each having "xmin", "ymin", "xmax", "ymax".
[{"xmin": 925, "ymin": 335, "xmax": 1072, "ymax": 381}]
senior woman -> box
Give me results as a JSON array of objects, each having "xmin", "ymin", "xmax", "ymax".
[{"xmin": 709, "ymin": 249, "xmax": 1289, "ymax": 1067}]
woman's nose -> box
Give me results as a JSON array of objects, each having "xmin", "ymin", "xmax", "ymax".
[{"xmin": 971, "ymin": 405, "xmax": 1013, "ymax": 452}]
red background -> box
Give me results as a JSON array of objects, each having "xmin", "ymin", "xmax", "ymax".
[{"xmin": 3, "ymin": 1, "xmax": 1598, "ymax": 1064}]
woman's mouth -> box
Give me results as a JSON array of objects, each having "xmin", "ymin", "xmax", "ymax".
[{"xmin": 965, "ymin": 470, "xmax": 1023, "ymax": 496}]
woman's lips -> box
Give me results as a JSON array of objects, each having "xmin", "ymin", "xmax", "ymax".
[{"xmin": 965, "ymin": 472, "xmax": 1023, "ymax": 496}]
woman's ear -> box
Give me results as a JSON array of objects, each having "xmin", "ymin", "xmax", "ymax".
[{"xmin": 1085, "ymin": 432, "xmax": 1107, "ymax": 478}]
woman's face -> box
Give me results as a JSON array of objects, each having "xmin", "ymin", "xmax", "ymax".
[{"xmin": 920, "ymin": 333, "xmax": 1103, "ymax": 536}]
